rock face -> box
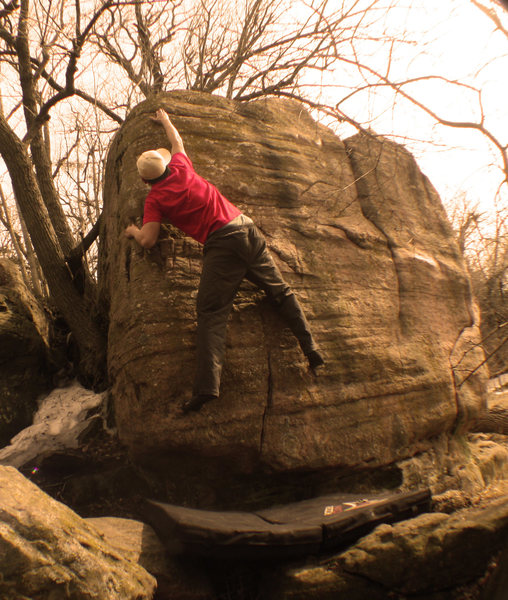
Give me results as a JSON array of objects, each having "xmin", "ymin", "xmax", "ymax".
[
  {"xmin": 85, "ymin": 517, "xmax": 167, "ymax": 576},
  {"xmin": 99, "ymin": 91, "xmax": 487, "ymax": 499},
  {"xmin": 86, "ymin": 517, "xmax": 213, "ymax": 600},
  {"xmin": 0, "ymin": 465, "xmax": 156, "ymax": 599},
  {"xmin": 0, "ymin": 259, "xmax": 50, "ymax": 447},
  {"xmin": 473, "ymin": 388, "xmax": 508, "ymax": 435}
]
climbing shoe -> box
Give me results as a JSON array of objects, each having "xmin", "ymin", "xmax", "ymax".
[
  {"xmin": 307, "ymin": 350, "xmax": 325, "ymax": 371},
  {"xmin": 181, "ymin": 394, "xmax": 217, "ymax": 414}
]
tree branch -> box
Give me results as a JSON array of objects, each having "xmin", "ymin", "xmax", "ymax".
[
  {"xmin": 334, "ymin": 54, "xmax": 508, "ymax": 186},
  {"xmin": 457, "ymin": 333, "xmax": 508, "ymax": 387},
  {"xmin": 65, "ymin": 212, "xmax": 102, "ymax": 274},
  {"xmin": 22, "ymin": 0, "xmax": 135, "ymax": 143},
  {"xmin": 0, "ymin": 0, "xmax": 19, "ymax": 20}
]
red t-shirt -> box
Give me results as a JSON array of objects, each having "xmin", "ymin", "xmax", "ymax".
[{"xmin": 142, "ymin": 153, "xmax": 241, "ymax": 244}]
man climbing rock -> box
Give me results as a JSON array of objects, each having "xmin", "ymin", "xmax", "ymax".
[{"xmin": 125, "ymin": 108, "xmax": 324, "ymax": 414}]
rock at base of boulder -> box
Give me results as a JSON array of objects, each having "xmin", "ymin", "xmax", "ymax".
[
  {"xmin": 0, "ymin": 466, "xmax": 156, "ymax": 600},
  {"xmin": 87, "ymin": 516, "xmax": 213, "ymax": 600},
  {"xmin": 0, "ymin": 381, "xmax": 107, "ymax": 469},
  {"xmin": 264, "ymin": 493, "xmax": 508, "ymax": 599}
]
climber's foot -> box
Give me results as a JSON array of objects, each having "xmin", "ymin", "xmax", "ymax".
[{"xmin": 181, "ymin": 394, "xmax": 217, "ymax": 414}]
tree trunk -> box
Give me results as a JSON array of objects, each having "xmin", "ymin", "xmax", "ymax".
[
  {"xmin": 15, "ymin": 0, "xmax": 95, "ymax": 293},
  {"xmin": 0, "ymin": 114, "xmax": 106, "ymax": 388},
  {"xmin": 18, "ymin": 208, "xmax": 46, "ymax": 299}
]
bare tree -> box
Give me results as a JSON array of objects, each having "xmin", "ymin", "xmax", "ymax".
[
  {"xmin": 91, "ymin": 0, "xmax": 402, "ymax": 104},
  {"xmin": 453, "ymin": 199, "xmax": 508, "ymax": 375},
  {"xmin": 92, "ymin": 0, "xmax": 185, "ymax": 99},
  {"xmin": 1, "ymin": 0, "xmax": 507, "ymax": 383},
  {"xmin": 0, "ymin": 0, "xmax": 133, "ymax": 386}
]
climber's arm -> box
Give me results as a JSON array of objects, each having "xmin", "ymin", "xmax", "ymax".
[
  {"xmin": 151, "ymin": 109, "xmax": 186, "ymax": 156},
  {"xmin": 125, "ymin": 222, "xmax": 160, "ymax": 249}
]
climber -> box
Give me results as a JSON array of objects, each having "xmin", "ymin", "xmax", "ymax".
[{"xmin": 125, "ymin": 108, "xmax": 324, "ymax": 414}]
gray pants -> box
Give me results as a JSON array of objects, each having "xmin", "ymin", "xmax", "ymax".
[{"xmin": 193, "ymin": 214, "xmax": 317, "ymax": 397}]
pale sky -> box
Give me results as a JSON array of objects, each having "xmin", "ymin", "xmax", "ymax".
[
  {"xmin": 1, "ymin": 0, "xmax": 507, "ymax": 236},
  {"xmin": 317, "ymin": 0, "xmax": 508, "ymax": 217}
]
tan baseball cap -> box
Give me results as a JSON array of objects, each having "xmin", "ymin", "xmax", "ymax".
[{"xmin": 136, "ymin": 147, "xmax": 171, "ymax": 180}]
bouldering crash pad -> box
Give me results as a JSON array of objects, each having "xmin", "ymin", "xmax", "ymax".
[{"xmin": 141, "ymin": 489, "xmax": 432, "ymax": 560}]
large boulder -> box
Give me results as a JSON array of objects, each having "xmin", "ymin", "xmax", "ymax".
[
  {"xmin": 98, "ymin": 91, "xmax": 487, "ymax": 501},
  {"xmin": 0, "ymin": 466, "xmax": 156, "ymax": 599},
  {"xmin": 0, "ymin": 259, "xmax": 51, "ymax": 447}
]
